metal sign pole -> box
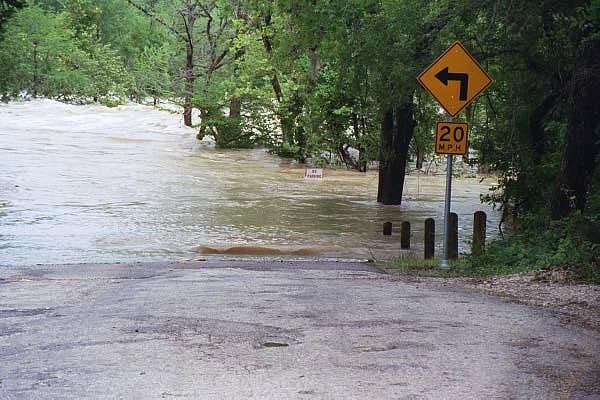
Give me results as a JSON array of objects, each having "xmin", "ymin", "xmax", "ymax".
[{"xmin": 440, "ymin": 153, "xmax": 453, "ymax": 269}]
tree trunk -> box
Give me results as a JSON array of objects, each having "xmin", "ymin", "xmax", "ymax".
[
  {"xmin": 262, "ymin": 32, "xmax": 283, "ymax": 102},
  {"xmin": 295, "ymin": 123, "xmax": 307, "ymax": 164},
  {"xmin": 550, "ymin": 40, "xmax": 600, "ymax": 218},
  {"xmin": 32, "ymin": 41, "xmax": 38, "ymax": 97},
  {"xmin": 229, "ymin": 96, "xmax": 241, "ymax": 118},
  {"xmin": 260, "ymin": 10, "xmax": 292, "ymax": 143},
  {"xmin": 337, "ymin": 144, "xmax": 352, "ymax": 169},
  {"xmin": 352, "ymin": 113, "xmax": 367, "ymax": 172},
  {"xmin": 416, "ymin": 146, "xmax": 424, "ymax": 170},
  {"xmin": 529, "ymin": 93, "xmax": 558, "ymax": 163},
  {"xmin": 377, "ymin": 102, "xmax": 414, "ymax": 205},
  {"xmin": 260, "ymin": 11, "xmax": 283, "ymax": 103},
  {"xmin": 280, "ymin": 90, "xmax": 304, "ymax": 160},
  {"xmin": 183, "ymin": 40, "xmax": 195, "ymax": 127},
  {"xmin": 308, "ymin": 47, "xmax": 318, "ymax": 82},
  {"xmin": 228, "ymin": 46, "xmax": 244, "ymax": 135}
]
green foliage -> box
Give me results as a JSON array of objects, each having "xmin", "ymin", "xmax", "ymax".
[
  {"xmin": 386, "ymin": 257, "xmax": 452, "ymax": 276},
  {"xmin": 130, "ymin": 43, "xmax": 175, "ymax": 102},
  {"xmin": 454, "ymin": 1, "xmax": 600, "ymax": 219},
  {"xmin": 457, "ymin": 216, "xmax": 600, "ymax": 283},
  {"xmin": 0, "ymin": 4, "xmax": 130, "ymax": 103},
  {"xmin": 208, "ymin": 115, "xmax": 257, "ymax": 149},
  {"xmin": 272, "ymin": 141, "xmax": 300, "ymax": 159},
  {"xmin": 585, "ymin": 169, "xmax": 600, "ymax": 222},
  {"xmin": 0, "ymin": 0, "xmax": 25, "ymax": 31}
]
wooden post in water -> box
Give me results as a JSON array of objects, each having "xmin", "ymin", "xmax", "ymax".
[
  {"xmin": 424, "ymin": 218, "xmax": 435, "ymax": 259},
  {"xmin": 472, "ymin": 211, "xmax": 487, "ymax": 255},
  {"xmin": 449, "ymin": 212, "xmax": 458, "ymax": 260},
  {"xmin": 383, "ymin": 222, "xmax": 392, "ymax": 236},
  {"xmin": 400, "ymin": 222, "xmax": 411, "ymax": 249}
]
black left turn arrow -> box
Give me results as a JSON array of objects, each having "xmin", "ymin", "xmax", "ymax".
[{"xmin": 435, "ymin": 67, "xmax": 468, "ymax": 101}]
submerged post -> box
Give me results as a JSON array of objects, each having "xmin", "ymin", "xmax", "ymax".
[
  {"xmin": 472, "ymin": 211, "xmax": 487, "ymax": 255},
  {"xmin": 449, "ymin": 212, "xmax": 458, "ymax": 260},
  {"xmin": 424, "ymin": 218, "xmax": 435, "ymax": 259},
  {"xmin": 383, "ymin": 222, "xmax": 392, "ymax": 236},
  {"xmin": 400, "ymin": 222, "xmax": 411, "ymax": 249}
]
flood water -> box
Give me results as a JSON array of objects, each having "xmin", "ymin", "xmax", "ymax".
[{"xmin": 0, "ymin": 99, "xmax": 498, "ymax": 265}]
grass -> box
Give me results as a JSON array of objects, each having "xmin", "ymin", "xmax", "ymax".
[
  {"xmin": 384, "ymin": 258, "xmax": 441, "ymax": 275},
  {"xmin": 383, "ymin": 255, "xmax": 553, "ymax": 279},
  {"xmin": 383, "ymin": 257, "xmax": 469, "ymax": 278},
  {"xmin": 381, "ymin": 248, "xmax": 481, "ymax": 278},
  {"xmin": 382, "ymin": 257, "xmax": 499, "ymax": 279},
  {"xmin": 384, "ymin": 237, "xmax": 599, "ymax": 284}
]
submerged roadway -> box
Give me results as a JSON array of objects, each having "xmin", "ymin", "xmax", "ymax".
[{"xmin": 1, "ymin": 260, "xmax": 599, "ymax": 399}]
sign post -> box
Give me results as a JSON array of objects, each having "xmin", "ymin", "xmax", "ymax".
[
  {"xmin": 441, "ymin": 149, "xmax": 453, "ymax": 269},
  {"xmin": 304, "ymin": 168, "xmax": 323, "ymax": 180},
  {"xmin": 435, "ymin": 120, "xmax": 468, "ymax": 268},
  {"xmin": 417, "ymin": 41, "xmax": 492, "ymax": 269}
]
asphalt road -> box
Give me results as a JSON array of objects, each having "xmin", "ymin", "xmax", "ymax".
[{"xmin": 1, "ymin": 260, "xmax": 599, "ymax": 399}]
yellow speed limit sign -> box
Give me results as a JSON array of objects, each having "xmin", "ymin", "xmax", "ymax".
[{"xmin": 435, "ymin": 121, "xmax": 468, "ymax": 156}]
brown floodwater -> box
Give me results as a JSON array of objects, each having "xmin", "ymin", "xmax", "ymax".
[{"xmin": 0, "ymin": 99, "xmax": 498, "ymax": 265}]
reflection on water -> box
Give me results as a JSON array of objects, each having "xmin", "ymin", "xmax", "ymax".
[{"xmin": 0, "ymin": 99, "xmax": 498, "ymax": 265}]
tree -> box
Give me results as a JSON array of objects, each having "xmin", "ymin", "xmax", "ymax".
[
  {"xmin": 126, "ymin": 0, "xmax": 232, "ymax": 127},
  {"xmin": 550, "ymin": 3, "xmax": 600, "ymax": 218},
  {"xmin": 0, "ymin": 0, "xmax": 25, "ymax": 30},
  {"xmin": 0, "ymin": 4, "xmax": 130, "ymax": 102},
  {"xmin": 446, "ymin": 0, "xmax": 600, "ymax": 221}
]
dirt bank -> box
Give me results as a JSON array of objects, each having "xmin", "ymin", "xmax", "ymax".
[{"xmin": 387, "ymin": 269, "xmax": 600, "ymax": 331}]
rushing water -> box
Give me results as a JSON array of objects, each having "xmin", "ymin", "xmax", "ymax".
[{"xmin": 0, "ymin": 99, "xmax": 498, "ymax": 265}]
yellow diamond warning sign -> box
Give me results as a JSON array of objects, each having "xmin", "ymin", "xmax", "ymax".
[
  {"xmin": 435, "ymin": 121, "xmax": 469, "ymax": 156},
  {"xmin": 418, "ymin": 42, "xmax": 492, "ymax": 117}
]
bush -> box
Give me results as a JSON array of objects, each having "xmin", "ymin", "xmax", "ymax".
[
  {"xmin": 457, "ymin": 215, "xmax": 600, "ymax": 283},
  {"xmin": 0, "ymin": 5, "xmax": 130, "ymax": 102},
  {"xmin": 273, "ymin": 141, "xmax": 302, "ymax": 159}
]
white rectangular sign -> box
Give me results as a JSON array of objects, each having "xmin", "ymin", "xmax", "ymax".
[{"xmin": 304, "ymin": 168, "xmax": 323, "ymax": 180}]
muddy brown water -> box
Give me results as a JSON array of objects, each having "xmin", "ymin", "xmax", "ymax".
[{"xmin": 0, "ymin": 100, "xmax": 498, "ymax": 265}]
